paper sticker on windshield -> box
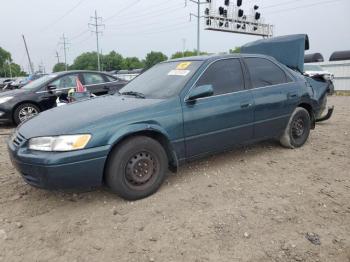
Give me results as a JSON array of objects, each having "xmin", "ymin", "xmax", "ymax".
[
  {"xmin": 168, "ymin": 69, "xmax": 190, "ymax": 76},
  {"xmin": 176, "ymin": 62, "xmax": 192, "ymax": 70}
]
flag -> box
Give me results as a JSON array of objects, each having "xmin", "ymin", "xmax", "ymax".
[{"xmin": 75, "ymin": 77, "xmax": 86, "ymax": 93}]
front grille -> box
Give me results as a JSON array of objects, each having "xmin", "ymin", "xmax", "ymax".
[{"xmin": 12, "ymin": 132, "xmax": 26, "ymax": 147}]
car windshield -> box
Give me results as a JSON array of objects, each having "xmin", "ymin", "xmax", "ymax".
[
  {"xmin": 119, "ymin": 61, "xmax": 203, "ymax": 99},
  {"xmin": 21, "ymin": 74, "xmax": 57, "ymax": 90},
  {"xmin": 304, "ymin": 64, "xmax": 323, "ymax": 71}
]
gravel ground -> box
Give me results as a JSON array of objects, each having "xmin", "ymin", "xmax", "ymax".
[{"xmin": 0, "ymin": 96, "xmax": 349, "ymax": 262}]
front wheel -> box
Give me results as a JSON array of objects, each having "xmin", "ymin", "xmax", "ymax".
[
  {"xmin": 105, "ymin": 136, "xmax": 168, "ymax": 200},
  {"xmin": 13, "ymin": 103, "xmax": 40, "ymax": 125},
  {"xmin": 280, "ymin": 107, "xmax": 311, "ymax": 149}
]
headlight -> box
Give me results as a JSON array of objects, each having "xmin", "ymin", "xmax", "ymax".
[
  {"xmin": 29, "ymin": 134, "xmax": 91, "ymax": 152},
  {"xmin": 0, "ymin": 97, "xmax": 14, "ymax": 104},
  {"xmin": 323, "ymin": 74, "xmax": 332, "ymax": 81}
]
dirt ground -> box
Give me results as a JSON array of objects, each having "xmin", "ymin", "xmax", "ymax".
[{"xmin": 0, "ymin": 96, "xmax": 349, "ymax": 262}]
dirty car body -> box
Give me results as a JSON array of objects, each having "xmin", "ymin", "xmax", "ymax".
[
  {"xmin": 241, "ymin": 34, "xmax": 334, "ymax": 121},
  {"xmin": 8, "ymin": 35, "xmax": 331, "ymax": 199}
]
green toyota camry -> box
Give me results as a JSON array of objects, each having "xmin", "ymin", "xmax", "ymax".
[{"xmin": 8, "ymin": 35, "xmax": 331, "ymax": 200}]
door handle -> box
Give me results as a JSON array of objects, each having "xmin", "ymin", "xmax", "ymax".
[
  {"xmin": 240, "ymin": 102, "xmax": 252, "ymax": 109},
  {"xmin": 287, "ymin": 93, "xmax": 298, "ymax": 99}
]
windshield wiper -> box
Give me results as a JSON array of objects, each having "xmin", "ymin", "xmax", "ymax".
[{"xmin": 121, "ymin": 91, "xmax": 146, "ymax": 99}]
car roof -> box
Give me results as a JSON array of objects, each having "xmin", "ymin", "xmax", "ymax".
[
  {"xmin": 52, "ymin": 70, "xmax": 114, "ymax": 76},
  {"xmin": 167, "ymin": 53, "xmax": 277, "ymax": 63}
]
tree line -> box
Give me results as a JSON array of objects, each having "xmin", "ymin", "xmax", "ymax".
[
  {"xmin": 1, "ymin": 45, "xmax": 241, "ymax": 76},
  {"xmin": 0, "ymin": 47, "xmax": 26, "ymax": 77},
  {"xmin": 53, "ymin": 50, "xmax": 211, "ymax": 73}
]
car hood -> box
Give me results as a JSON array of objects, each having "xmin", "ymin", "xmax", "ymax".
[
  {"xmin": 18, "ymin": 95, "xmax": 166, "ymax": 138},
  {"xmin": 241, "ymin": 34, "xmax": 309, "ymax": 73}
]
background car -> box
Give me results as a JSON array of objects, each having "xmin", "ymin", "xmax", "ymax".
[
  {"xmin": 18, "ymin": 73, "xmax": 48, "ymax": 88},
  {"xmin": 0, "ymin": 78, "xmax": 14, "ymax": 90},
  {"xmin": 0, "ymin": 70, "xmax": 127, "ymax": 125},
  {"xmin": 304, "ymin": 64, "xmax": 335, "ymax": 95}
]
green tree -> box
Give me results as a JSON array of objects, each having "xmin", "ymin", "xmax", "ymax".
[
  {"xmin": 124, "ymin": 57, "xmax": 144, "ymax": 70},
  {"xmin": 70, "ymin": 52, "xmax": 99, "ymax": 70},
  {"xmin": 171, "ymin": 50, "xmax": 208, "ymax": 59},
  {"xmin": 229, "ymin": 47, "xmax": 241, "ymax": 54},
  {"xmin": 102, "ymin": 51, "xmax": 125, "ymax": 71},
  {"xmin": 52, "ymin": 63, "xmax": 67, "ymax": 72},
  {"xmin": 0, "ymin": 47, "xmax": 26, "ymax": 77},
  {"xmin": 144, "ymin": 51, "xmax": 168, "ymax": 69}
]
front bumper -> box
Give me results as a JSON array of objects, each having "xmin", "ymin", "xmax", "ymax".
[
  {"xmin": 8, "ymin": 135, "xmax": 110, "ymax": 190},
  {"xmin": 0, "ymin": 105, "xmax": 12, "ymax": 123}
]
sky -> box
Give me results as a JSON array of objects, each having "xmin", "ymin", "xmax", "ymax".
[{"xmin": 0, "ymin": 0, "xmax": 349, "ymax": 73}]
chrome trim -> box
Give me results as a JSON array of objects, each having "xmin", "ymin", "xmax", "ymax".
[
  {"xmin": 36, "ymin": 87, "xmax": 72, "ymax": 94},
  {"xmin": 184, "ymin": 56, "xmax": 296, "ymax": 103},
  {"xmin": 184, "ymin": 57, "xmax": 245, "ymax": 102}
]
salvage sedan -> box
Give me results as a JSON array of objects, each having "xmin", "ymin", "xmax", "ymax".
[{"xmin": 8, "ymin": 35, "xmax": 330, "ymax": 200}]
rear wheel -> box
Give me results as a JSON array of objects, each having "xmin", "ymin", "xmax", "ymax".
[
  {"xmin": 13, "ymin": 103, "xmax": 40, "ymax": 125},
  {"xmin": 105, "ymin": 136, "xmax": 168, "ymax": 200},
  {"xmin": 280, "ymin": 107, "xmax": 311, "ymax": 149}
]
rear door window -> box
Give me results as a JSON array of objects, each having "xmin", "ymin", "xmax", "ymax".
[
  {"xmin": 195, "ymin": 58, "xmax": 244, "ymax": 95},
  {"xmin": 245, "ymin": 57, "xmax": 289, "ymax": 88},
  {"xmin": 82, "ymin": 73, "xmax": 106, "ymax": 85}
]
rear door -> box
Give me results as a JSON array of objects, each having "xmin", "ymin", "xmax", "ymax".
[
  {"xmin": 243, "ymin": 57, "xmax": 297, "ymax": 139},
  {"xmin": 81, "ymin": 72, "xmax": 110, "ymax": 95},
  {"xmin": 103, "ymin": 74, "xmax": 127, "ymax": 94},
  {"xmin": 182, "ymin": 58, "xmax": 255, "ymax": 158}
]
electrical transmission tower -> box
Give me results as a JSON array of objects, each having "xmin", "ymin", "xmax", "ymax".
[
  {"xmin": 186, "ymin": 0, "xmax": 207, "ymax": 56},
  {"xmin": 89, "ymin": 10, "xmax": 105, "ymax": 71},
  {"xmin": 59, "ymin": 34, "xmax": 70, "ymax": 71},
  {"xmin": 55, "ymin": 51, "xmax": 61, "ymax": 64}
]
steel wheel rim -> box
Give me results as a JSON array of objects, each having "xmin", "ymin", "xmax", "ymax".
[
  {"xmin": 18, "ymin": 106, "xmax": 38, "ymax": 122},
  {"xmin": 125, "ymin": 151, "xmax": 158, "ymax": 190},
  {"xmin": 292, "ymin": 118, "xmax": 305, "ymax": 139}
]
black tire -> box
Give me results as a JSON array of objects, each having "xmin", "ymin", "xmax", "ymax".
[
  {"xmin": 105, "ymin": 136, "xmax": 168, "ymax": 200},
  {"xmin": 280, "ymin": 107, "xmax": 311, "ymax": 149},
  {"xmin": 13, "ymin": 103, "xmax": 40, "ymax": 125}
]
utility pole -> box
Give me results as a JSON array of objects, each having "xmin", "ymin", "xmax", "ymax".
[
  {"xmin": 8, "ymin": 60, "xmax": 12, "ymax": 78},
  {"xmin": 55, "ymin": 51, "xmax": 61, "ymax": 64},
  {"xmin": 182, "ymin": 38, "xmax": 187, "ymax": 57},
  {"xmin": 89, "ymin": 10, "xmax": 105, "ymax": 71},
  {"xmin": 22, "ymin": 35, "xmax": 34, "ymax": 74},
  {"xmin": 186, "ymin": 0, "xmax": 207, "ymax": 56},
  {"xmin": 59, "ymin": 34, "xmax": 70, "ymax": 71}
]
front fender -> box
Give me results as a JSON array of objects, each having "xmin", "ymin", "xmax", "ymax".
[{"xmin": 107, "ymin": 122, "xmax": 172, "ymax": 146}]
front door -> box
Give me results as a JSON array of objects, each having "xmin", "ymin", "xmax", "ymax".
[{"xmin": 182, "ymin": 58, "xmax": 254, "ymax": 159}]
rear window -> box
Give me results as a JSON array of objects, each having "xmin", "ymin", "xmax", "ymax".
[{"xmin": 245, "ymin": 57, "xmax": 290, "ymax": 88}]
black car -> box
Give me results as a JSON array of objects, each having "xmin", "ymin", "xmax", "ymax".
[{"xmin": 0, "ymin": 70, "xmax": 127, "ymax": 125}]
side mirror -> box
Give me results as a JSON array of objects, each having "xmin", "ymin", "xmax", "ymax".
[
  {"xmin": 47, "ymin": 85, "xmax": 57, "ymax": 94},
  {"xmin": 186, "ymin": 84, "xmax": 214, "ymax": 101}
]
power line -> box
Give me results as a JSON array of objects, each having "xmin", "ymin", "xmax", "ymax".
[
  {"xmin": 41, "ymin": 0, "xmax": 87, "ymax": 31},
  {"xmin": 105, "ymin": 0, "xmax": 142, "ymax": 21},
  {"xmin": 262, "ymin": 0, "xmax": 305, "ymax": 9},
  {"xmin": 71, "ymin": 29, "xmax": 90, "ymax": 41},
  {"xmin": 266, "ymin": 0, "xmax": 344, "ymax": 14},
  {"xmin": 108, "ymin": 2, "xmax": 184, "ymax": 26},
  {"xmin": 89, "ymin": 10, "xmax": 105, "ymax": 71},
  {"xmin": 105, "ymin": 23, "xmax": 190, "ymax": 37},
  {"xmin": 107, "ymin": 16, "xmax": 188, "ymax": 31}
]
